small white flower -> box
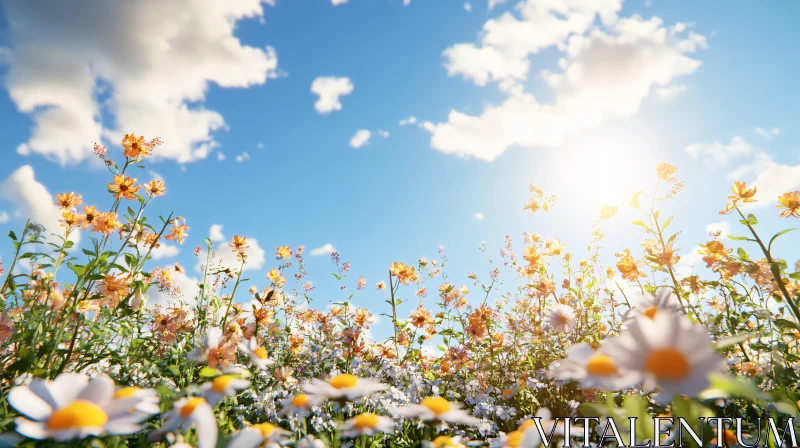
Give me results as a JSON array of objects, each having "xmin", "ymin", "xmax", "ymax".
[
  {"xmin": 237, "ymin": 337, "xmax": 275, "ymax": 370},
  {"xmin": 200, "ymin": 375, "xmax": 250, "ymax": 406},
  {"xmin": 279, "ymin": 393, "xmax": 321, "ymax": 418},
  {"xmin": 603, "ymin": 310, "xmax": 726, "ymax": 405},
  {"xmin": 547, "ymin": 304, "xmax": 577, "ymax": 332},
  {"xmin": 549, "ymin": 343, "xmax": 639, "ymax": 390},
  {"xmin": 301, "ymin": 374, "xmax": 387, "ymax": 402},
  {"xmin": 8, "ymin": 373, "xmax": 154, "ymax": 441},
  {"xmin": 341, "ymin": 413, "xmax": 395, "ymax": 438},
  {"xmin": 392, "ymin": 396, "xmax": 480, "ymax": 426},
  {"xmin": 107, "ymin": 386, "xmax": 161, "ymax": 419},
  {"xmin": 150, "ymin": 397, "xmax": 217, "ymax": 448},
  {"xmin": 187, "ymin": 327, "xmax": 223, "ymax": 364},
  {"xmin": 622, "ymin": 287, "xmax": 684, "ymax": 323},
  {"xmin": 424, "ymin": 435, "xmax": 467, "ymax": 448},
  {"xmin": 227, "ymin": 422, "xmax": 290, "ymax": 448}
]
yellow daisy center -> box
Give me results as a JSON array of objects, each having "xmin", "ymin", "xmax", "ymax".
[
  {"xmin": 501, "ymin": 389, "xmax": 514, "ymax": 398},
  {"xmin": 180, "ymin": 397, "xmax": 206, "ymax": 417},
  {"xmin": 433, "ymin": 435, "xmax": 459, "ymax": 447},
  {"xmin": 113, "ymin": 386, "xmax": 140, "ymax": 399},
  {"xmin": 421, "ymin": 397, "xmax": 451, "ymax": 416},
  {"xmin": 254, "ymin": 347, "xmax": 269, "ymax": 359},
  {"xmin": 291, "ymin": 394, "xmax": 310, "ymax": 408},
  {"xmin": 328, "ymin": 373, "xmax": 358, "ymax": 389},
  {"xmin": 518, "ymin": 419, "xmax": 535, "ymax": 431},
  {"xmin": 556, "ymin": 315, "xmax": 568, "ymax": 326},
  {"xmin": 252, "ymin": 422, "xmax": 277, "ymax": 437},
  {"xmin": 643, "ymin": 306, "xmax": 658, "ymax": 319},
  {"xmin": 645, "ymin": 348, "xmax": 690, "ymax": 381},
  {"xmin": 352, "ymin": 413, "xmax": 380, "ymax": 431},
  {"xmin": 47, "ymin": 400, "xmax": 109, "ymax": 430},
  {"xmin": 506, "ymin": 430, "xmax": 523, "ymax": 447},
  {"xmin": 212, "ymin": 375, "xmax": 235, "ymax": 392},
  {"xmin": 586, "ymin": 353, "xmax": 618, "ymax": 376}
]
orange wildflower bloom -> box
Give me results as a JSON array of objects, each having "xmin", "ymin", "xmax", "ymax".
[
  {"xmin": 107, "ymin": 175, "xmax": 140, "ymax": 200},
  {"xmin": 55, "ymin": 192, "xmax": 82, "ymax": 211},
  {"xmin": 144, "ymin": 180, "xmax": 167, "ymax": 197},
  {"xmin": 777, "ymin": 191, "xmax": 800, "ymax": 218}
]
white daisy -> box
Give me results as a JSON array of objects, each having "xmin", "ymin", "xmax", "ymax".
[
  {"xmin": 424, "ymin": 435, "xmax": 467, "ymax": 448},
  {"xmin": 279, "ymin": 393, "xmax": 321, "ymax": 418},
  {"xmin": 301, "ymin": 373, "xmax": 387, "ymax": 403},
  {"xmin": 622, "ymin": 287, "xmax": 684, "ymax": 323},
  {"xmin": 187, "ymin": 327, "xmax": 223, "ymax": 364},
  {"xmin": 8, "ymin": 373, "xmax": 153, "ymax": 441},
  {"xmin": 603, "ymin": 310, "xmax": 726, "ymax": 405},
  {"xmin": 150, "ymin": 397, "xmax": 217, "ymax": 448},
  {"xmin": 392, "ymin": 396, "xmax": 480, "ymax": 426},
  {"xmin": 548, "ymin": 343, "xmax": 640, "ymax": 390},
  {"xmin": 340, "ymin": 413, "xmax": 395, "ymax": 438},
  {"xmin": 547, "ymin": 304, "xmax": 577, "ymax": 332},
  {"xmin": 200, "ymin": 375, "xmax": 250, "ymax": 406},
  {"xmin": 237, "ymin": 337, "xmax": 275, "ymax": 370},
  {"xmin": 227, "ymin": 422, "xmax": 290, "ymax": 448}
]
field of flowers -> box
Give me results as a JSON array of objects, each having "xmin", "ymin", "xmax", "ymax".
[{"xmin": 1, "ymin": 134, "xmax": 800, "ymax": 448}]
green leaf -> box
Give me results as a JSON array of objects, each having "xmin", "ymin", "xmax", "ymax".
[
  {"xmin": 773, "ymin": 319, "xmax": 799, "ymax": 332},
  {"xmin": 715, "ymin": 331, "xmax": 758, "ymax": 349},
  {"xmin": 769, "ymin": 228, "xmax": 797, "ymax": 252},
  {"xmin": 789, "ymin": 272, "xmax": 800, "ymax": 280},
  {"xmin": 663, "ymin": 216, "xmax": 673, "ymax": 230},
  {"xmin": 167, "ymin": 365, "xmax": 180, "ymax": 376},
  {"xmin": 8, "ymin": 230, "xmax": 17, "ymax": 241},
  {"xmin": 64, "ymin": 240, "xmax": 75, "ymax": 249},
  {"xmin": 737, "ymin": 247, "xmax": 750, "ymax": 261},
  {"xmin": 728, "ymin": 235, "xmax": 752, "ymax": 241},
  {"xmin": 199, "ymin": 367, "xmax": 221, "ymax": 378},
  {"xmin": 699, "ymin": 373, "xmax": 769, "ymax": 401},
  {"xmin": 632, "ymin": 220, "xmax": 650, "ymax": 230},
  {"xmin": 746, "ymin": 214, "xmax": 758, "ymax": 225}
]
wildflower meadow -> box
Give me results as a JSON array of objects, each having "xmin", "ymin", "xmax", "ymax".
[{"xmin": 1, "ymin": 135, "xmax": 799, "ymax": 448}]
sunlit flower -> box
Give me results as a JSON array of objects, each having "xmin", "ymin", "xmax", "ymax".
[
  {"xmin": 390, "ymin": 262, "xmax": 418, "ymax": 285},
  {"xmin": 8, "ymin": 373, "xmax": 152, "ymax": 441},
  {"xmin": 237, "ymin": 337, "xmax": 275, "ymax": 370},
  {"xmin": 728, "ymin": 181, "xmax": 757, "ymax": 203},
  {"xmin": 392, "ymin": 396, "xmax": 481, "ymax": 426},
  {"xmin": 55, "ymin": 192, "xmax": 82, "ymax": 211},
  {"xmin": 376, "ymin": 280, "xmax": 386, "ymax": 290},
  {"xmin": 425, "ymin": 435, "xmax": 467, "ymax": 448},
  {"xmin": 279, "ymin": 393, "xmax": 321, "ymax": 418},
  {"xmin": 165, "ymin": 219, "xmax": 189, "ymax": 244},
  {"xmin": 656, "ymin": 162, "xmax": 678, "ymax": 182},
  {"xmin": 122, "ymin": 133, "xmax": 151, "ymax": 159},
  {"xmin": 200, "ymin": 375, "xmax": 250, "ymax": 406},
  {"xmin": 546, "ymin": 304, "xmax": 576, "ymax": 332},
  {"xmin": 229, "ymin": 235, "xmax": 249, "ymax": 254},
  {"xmin": 341, "ymin": 413, "xmax": 395, "ymax": 438},
  {"xmin": 523, "ymin": 198, "xmax": 540, "ymax": 214},
  {"xmin": 301, "ymin": 374, "xmax": 387, "ymax": 402},
  {"xmin": 549, "ymin": 343, "xmax": 639, "ymax": 390},
  {"xmin": 109, "ymin": 386, "xmax": 161, "ymax": 419},
  {"xmin": 622, "ymin": 288, "xmax": 684, "ymax": 323},
  {"xmin": 144, "ymin": 180, "xmax": 167, "ymax": 197},
  {"xmin": 227, "ymin": 422, "xmax": 290, "ymax": 448},
  {"xmin": 599, "ymin": 205, "xmax": 618, "ymax": 220},
  {"xmin": 777, "ymin": 191, "xmax": 800, "ymax": 218},
  {"xmin": 603, "ymin": 310, "xmax": 726, "ymax": 404},
  {"xmin": 0, "ymin": 314, "xmax": 14, "ymax": 344},
  {"xmin": 151, "ymin": 397, "xmax": 217, "ymax": 448},
  {"xmin": 275, "ymin": 246, "xmax": 292, "ymax": 259},
  {"xmin": 630, "ymin": 191, "xmax": 644, "ymax": 209},
  {"xmin": 187, "ymin": 327, "xmax": 223, "ymax": 364},
  {"xmin": 266, "ymin": 268, "xmax": 286, "ymax": 287},
  {"xmin": 107, "ymin": 175, "xmax": 140, "ymax": 200},
  {"xmin": 77, "ymin": 206, "xmax": 99, "ymax": 230}
]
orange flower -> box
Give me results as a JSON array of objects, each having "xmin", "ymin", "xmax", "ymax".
[
  {"xmin": 55, "ymin": 192, "xmax": 82, "ymax": 211},
  {"xmin": 656, "ymin": 162, "xmax": 678, "ymax": 182},
  {"xmin": 107, "ymin": 175, "xmax": 140, "ymax": 200},
  {"xmin": 230, "ymin": 235, "xmax": 249, "ymax": 254},
  {"xmin": 719, "ymin": 201, "xmax": 736, "ymax": 215},
  {"xmin": 275, "ymin": 246, "xmax": 292, "ymax": 260},
  {"xmin": 91, "ymin": 212, "xmax": 123, "ymax": 235},
  {"xmin": 523, "ymin": 198, "xmax": 540, "ymax": 214},
  {"xmin": 267, "ymin": 268, "xmax": 286, "ymax": 287},
  {"xmin": 60, "ymin": 211, "xmax": 79, "ymax": 228},
  {"xmin": 121, "ymin": 133, "xmax": 151, "ymax": 159},
  {"xmin": 777, "ymin": 191, "xmax": 800, "ymax": 218},
  {"xmin": 165, "ymin": 220, "xmax": 189, "ymax": 244},
  {"xmin": 615, "ymin": 249, "xmax": 646, "ymax": 281},
  {"xmin": 144, "ymin": 180, "xmax": 167, "ymax": 197},
  {"xmin": 78, "ymin": 205, "xmax": 98, "ymax": 229},
  {"xmin": 389, "ymin": 262, "xmax": 418, "ymax": 285},
  {"xmin": 728, "ymin": 181, "xmax": 757, "ymax": 203},
  {"xmin": 599, "ymin": 205, "xmax": 618, "ymax": 220}
]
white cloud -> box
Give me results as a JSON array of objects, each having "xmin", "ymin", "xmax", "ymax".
[
  {"xmin": 2, "ymin": 0, "xmax": 281, "ymax": 166},
  {"xmin": 217, "ymin": 152, "xmax": 226, "ymax": 162},
  {"xmin": 377, "ymin": 129, "xmax": 390, "ymax": 138},
  {"xmin": 197, "ymin": 237, "xmax": 266, "ymax": 273},
  {"xmin": 464, "ymin": 2, "xmax": 472, "ymax": 12},
  {"xmin": 309, "ymin": 243, "xmax": 336, "ymax": 256},
  {"xmin": 399, "ymin": 116, "xmax": 417, "ymax": 126},
  {"xmin": 0, "ymin": 211, "xmax": 9, "ymax": 224},
  {"xmin": 209, "ymin": 224, "xmax": 226, "ymax": 242},
  {"xmin": 656, "ymin": 84, "xmax": 687, "ymax": 101},
  {"xmin": 685, "ymin": 136, "xmax": 753, "ymax": 168},
  {"xmin": 403, "ymin": 0, "xmax": 411, "ymax": 5},
  {"xmin": 747, "ymin": 158, "xmax": 800, "ymax": 206},
  {"xmin": 488, "ymin": 0, "xmax": 507, "ymax": 11},
  {"xmin": 140, "ymin": 242, "xmax": 180, "ymax": 260},
  {"xmin": 257, "ymin": 142, "xmax": 264, "ymax": 150},
  {"xmin": 431, "ymin": 4, "xmax": 706, "ymax": 161},
  {"xmin": 349, "ymin": 130, "xmax": 371, "ymax": 149},
  {"xmin": 0, "ymin": 165, "xmax": 80, "ymax": 245},
  {"xmin": 311, "ymin": 76, "xmax": 354, "ymax": 114},
  {"xmin": 754, "ymin": 127, "xmax": 780, "ymax": 139},
  {"xmin": 332, "ymin": 0, "xmax": 348, "ymax": 4},
  {"xmin": 706, "ymin": 221, "xmax": 731, "ymax": 239},
  {"xmin": 474, "ymin": 212, "xmax": 485, "ymax": 220},
  {"xmin": 149, "ymin": 270, "xmax": 200, "ymax": 307},
  {"xmin": 235, "ymin": 152, "xmax": 250, "ymax": 162}
]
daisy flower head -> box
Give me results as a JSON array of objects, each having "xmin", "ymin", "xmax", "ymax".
[
  {"xmin": 547, "ymin": 304, "xmax": 577, "ymax": 333},
  {"xmin": 8, "ymin": 373, "xmax": 153, "ymax": 441},
  {"xmin": 238, "ymin": 337, "xmax": 275, "ymax": 370},
  {"xmin": 392, "ymin": 396, "xmax": 481, "ymax": 426},
  {"xmin": 107, "ymin": 386, "xmax": 161, "ymax": 419},
  {"xmin": 548, "ymin": 343, "xmax": 640, "ymax": 391},
  {"xmin": 187, "ymin": 327, "xmax": 223, "ymax": 364},
  {"xmin": 424, "ymin": 435, "xmax": 467, "ymax": 448},
  {"xmin": 341, "ymin": 412, "xmax": 395, "ymax": 438},
  {"xmin": 602, "ymin": 309, "xmax": 726, "ymax": 405},
  {"xmin": 279, "ymin": 393, "xmax": 321, "ymax": 418},
  {"xmin": 150, "ymin": 396, "xmax": 217, "ymax": 448},
  {"xmin": 301, "ymin": 373, "xmax": 387, "ymax": 403},
  {"xmin": 227, "ymin": 422, "xmax": 290, "ymax": 448},
  {"xmin": 200, "ymin": 375, "xmax": 250, "ymax": 406},
  {"xmin": 622, "ymin": 287, "xmax": 684, "ymax": 323}
]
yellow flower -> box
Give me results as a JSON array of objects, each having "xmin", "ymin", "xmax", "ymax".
[
  {"xmin": 60, "ymin": 211, "xmax": 79, "ymax": 228},
  {"xmin": 728, "ymin": 181, "xmax": 757, "ymax": 203},
  {"xmin": 121, "ymin": 133, "xmax": 151, "ymax": 159},
  {"xmin": 55, "ymin": 192, "xmax": 82, "ymax": 211},
  {"xmin": 91, "ymin": 212, "xmax": 123, "ymax": 235},
  {"xmin": 164, "ymin": 220, "xmax": 189, "ymax": 244},
  {"xmin": 267, "ymin": 268, "xmax": 286, "ymax": 287},
  {"xmin": 630, "ymin": 191, "xmax": 644, "ymax": 209},
  {"xmin": 656, "ymin": 162, "xmax": 678, "ymax": 182},
  {"xmin": 615, "ymin": 249, "xmax": 645, "ymax": 282},
  {"xmin": 229, "ymin": 235, "xmax": 249, "ymax": 254},
  {"xmin": 107, "ymin": 175, "xmax": 140, "ymax": 200},
  {"xmin": 599, "ymin": 205, "xmax": 618, "ymax": 220},
  {"xmin": 777, "ymin": 191, "xmax": 800, "ymax": 218},
  {"xmin": 275, "ymin": 246, "xmax": 292, "ymax": 259},
  {"xmin": 144, "ymin": 180, "xmax": 167, "ymax": 197},
  {"xmin": 523, "ymin": 198, "xmax": 540, "ymax": 214}
]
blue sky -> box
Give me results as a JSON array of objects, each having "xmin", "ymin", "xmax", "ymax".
[{"xmin": 0, "ymin": 0, "xmax": 799, "ymax": 338}]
